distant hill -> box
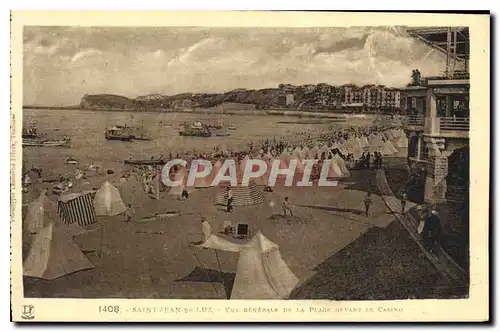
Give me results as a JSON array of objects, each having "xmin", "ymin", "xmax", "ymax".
[
  {"xmin": 78, "ymin": 84, "xmax": 403, "ymax": 113},
  {"xmin": 80, "ymin": 94, "xmax": 137, "ymax": 109}
]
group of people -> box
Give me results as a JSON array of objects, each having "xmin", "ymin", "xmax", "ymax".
[{"xmin": 356, "ymin": 152, "xmax": 384, "ymax": 170}]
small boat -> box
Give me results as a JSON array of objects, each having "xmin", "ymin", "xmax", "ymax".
[
  {"xmin": 22, "ymin": 126, "xmax": 41, "ymax": 139},
  {"xmin": 66, "ymin": 157, "xmax": 78, "ymax": 165},
  {"xmin": 22, "ymin": 138, "xmax": 71, "ymax": 147},
  {"xmin": 208, "ymin": 119, "xmax": 224, "ymax": 130},
  {"xmin": 133, "ymin": 134, "xmax": 154, "ymax": 141},
  {"xmin": 227, "ymin": 125, "xmax": 237, "ymax": 131},
  {"xmin": 105, "ymin": 126, "xmax": 135, "ymax": 141},
  {"xmin": 179, "ymin": 122, "xmax": 212, "ymax": 137},
  {"xmin": 215, "ymin": 132, "xmax": 231, "ymax": 137},
  {"xmin": 124, "ymin": 159, "xmax": 166, "ymax": 165}
]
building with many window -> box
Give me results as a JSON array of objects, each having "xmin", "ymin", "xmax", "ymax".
[{"xmin": 343, "ymin": 84, "xmax": 401, "ymax": 109}]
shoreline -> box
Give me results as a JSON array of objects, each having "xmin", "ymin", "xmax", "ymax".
[{"xmin": 23, "ymin": 106, "xmax": 386, "ymax": 120}]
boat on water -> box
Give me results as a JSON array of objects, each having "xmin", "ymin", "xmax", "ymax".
[
  {"xmin": 208, "ymin": 119, "xmax": 224, "ymax": 130},
  {"xmin": 22, "ymin": 127, "xmax": 41, "ymax": 139},
  {"xmin": 106, "ymin": 121, "xmax": 153, "ymax": 141},
  {"xmin": 215, "ymin": 132, "xmax": 231, "ymax": 137},
  {"xmin": 227, "ymin": 124, "xmax": 237, "ymax": 131},
  {"xmin": 179, "ymin": 122, "xmax": 212, "ymax": 137},
  {"xmin": 105, "ymin": 126, "xmax": 136, "ymax": 141},
  {"xmin": 124, "ymin": 159, "xmax": 166, "ymax": 165},
  {"xmin": 22, "ymin": 138, "xmax": 71, "ymax": 147},
  {"xmin": 66, "ymin": 157, "xmax": 78, "ymax": 165}
]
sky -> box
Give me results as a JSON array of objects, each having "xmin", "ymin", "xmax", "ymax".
[{"xmin": 23, "ymin": 26, "xmax": 445, "ymax": 106}]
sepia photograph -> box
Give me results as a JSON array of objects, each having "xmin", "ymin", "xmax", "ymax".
[{"xmin": 10, "ymin": 11, "xmax": 490, "ymax": 322}]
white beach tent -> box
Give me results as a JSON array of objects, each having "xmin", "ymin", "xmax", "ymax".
[
  {"xmin": 298, "ymin": 147, "xmax": 309, "ymax": 160},
  {"xmin": 196, "ymin": 231, "xmax": 299, "ymax": 299},
  {"xmin": 319, "ymin": 145, "xmax": 332, "ymax": 159},
  {"xmin": 93, "ymin": 181, "xmax": 127, "ymax": 216},
  {"xmin": 291, "ymin": 147, "xmax": 302, "ymax": 158},
  {"xmin": 324, "ymin": 159, "xmax": 344, "ymax": 179},
  {"xmin": 238, "ymin": 159, "xmax": 267, "ymax": 186},
  {"xmin": 23, "ymin": 222, "xmax": 94, "ymax": 280},
  {"xmin": 333, "ymin": 154, "xmax": 351, "ymax": 177},
  {"xmin": 168, "ymin": 167, "xmax": 195, "ymax": 196},
  {"xmin": 191, "ymin": 160, "xmax": 211, "ymax": 188},
  {"xmin": 23, "ymin": 190, "xmax": 61, "ymax": 234}
]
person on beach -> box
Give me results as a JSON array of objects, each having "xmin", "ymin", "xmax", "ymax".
[
  {"xmin": 201, "ymin": 217, "xmax": 211, "ymax": 242},
  {"xmin": 422, "ymin": 208, "xmax": 443, "ymax": 253},
  {"xmin": 363, "ymin": 192, "xmax": 373, "ymax": 217},
  {"xmin": 181, "ymin": 187, "xmax": 189, "ymax": 200},
  {"xmin": 400, "ymin": 191, "xmax": 408, "ymax": 214},
  {"xmin": 226, "ymin": 186, "xmax": 234, "ymax": 212},
  {"xmin": 125, "ymin": 204, "xmax": 135, "ymax": 223},
  {"xmin": 282, "ymin": 196, "xmax": 293, "ymax": 217}
]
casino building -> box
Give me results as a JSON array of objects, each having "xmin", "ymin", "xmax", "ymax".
[{"xmin": 402, "ymin": 27, "xmax": 470, "ymax": 205}]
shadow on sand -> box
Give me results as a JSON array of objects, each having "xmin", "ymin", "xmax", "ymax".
[
  {"xmin": 175, "ymin": 267, "xmax": 235, "ymax": 299},
  {"xmin": 290, "ymin": 221, "xmax": 469, "ymax": 300}
]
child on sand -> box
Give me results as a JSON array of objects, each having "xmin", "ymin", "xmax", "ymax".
[
  {"xmin": 125, "ymin": 204, "xmax": 135, "ymax": 223},
  {"xmin": 363, "ymin": 192, "xmax": 373, "ymax": 217}
]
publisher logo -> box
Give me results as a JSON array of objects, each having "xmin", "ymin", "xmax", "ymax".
[{"xmin": 21, "ymin": 305, "xmax": 35, "ymax": 320}]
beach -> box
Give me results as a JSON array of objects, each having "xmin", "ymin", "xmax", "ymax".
[{"xmin": 21, "ymin": 108, "xmax": 455, "ymax": 300}]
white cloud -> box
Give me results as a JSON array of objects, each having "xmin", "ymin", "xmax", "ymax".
[
  {"xmin": 23, "ymin": 27, "xmax": 445, "ymax": 106},
  {"xmin": 70, "ymin": 49, "xmax": 103, "ymax": 63}
]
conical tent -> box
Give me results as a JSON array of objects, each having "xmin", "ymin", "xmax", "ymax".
[
  {"xmin": 196, "ymin": 231, "xmax": 299, "ymax": 299},
  {"xmin": 231, "ymin": 231, "xmax": 299, "ymax": 299},
  {"xmin": 385, "ymin": 140, "xmax": 398, "ymax": 154},
  {"xmin": 168, "ymin": 168, "xmax": 195, "ymax": 195},
  {"xmin": 238, "ymin": 160, "xmax": 266, "ymax": 186},
  {"xmin": 291, "ymin": 147, "xmax": 302, "ymax": 158},
  {"xmin": 280, "ymin": 149, "xmax": 290, "ymax": 157},
  {"xmin": 24, "ymin": 190, "xmax": 61, "ymax": 234},
  {"xmin": 191, "ymin": 161, "xmax": 211, "ymax": 188},
  {"xmin": 319, "ymin": 145, "xmax": 332, "ymax": 159},
  {"xmin": 93, "ymin": 181, "xmax": 127, "ymax": 216},
  {"xmin": 298, "ymin": 147, "xmax": 308, "ymax": 160},
  {"xmin": 324, "ymin": 159, "xmax": 343, "ymax": 179},
  {"xmin": 208, "ymin": 160, "xmax": 223, "ymax": 186},
  {"xmin": 23, "ymin": 222, "xmax": 94, "ymax": 280},
  {"xmin": 333, "ymin": 154, "xmax": 351, "ymax": 177}
]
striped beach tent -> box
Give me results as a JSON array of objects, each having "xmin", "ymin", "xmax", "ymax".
[
  {"xmin": 57, "ymin": 191, "xmax": 97, "ymax": 226},
  {"xmin": 215, "ymin": 180, "xmax": 264, "ymax": 207}
]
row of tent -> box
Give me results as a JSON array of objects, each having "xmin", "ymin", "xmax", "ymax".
[
  {"xmin": 280, "ymin": 128, "xmax": 408, "ymax": 160},
  {"xmin": 168, "ymin": 153, "xmax": 352, "ymax": 192}
]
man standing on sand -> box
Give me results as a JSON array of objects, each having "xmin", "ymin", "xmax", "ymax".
[
  {"xmin": 226, "ymin": 186, "xmax": 234, "ymax": 213},
  {"xmin": 282, "ymin": 196, "xmax": 293, "ymax": 217},
  {"xmin": 125, "ymin": 204, "xmax": 135, "ymax": 223},
  {"xmin": 400, "ymin": 191, "xmax": 408, "ymax": 214},
  {"xmin": 363, "ymin": 192, "xmax": 373, "ymax": 217},
  {"xmin": 201, "ymin": 217, "xmax": 211, "ymax": 242}
]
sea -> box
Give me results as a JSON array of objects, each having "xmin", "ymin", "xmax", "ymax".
[{"xmin": 22, "ymin": 108, "xmax": 355, "ymax": 176}]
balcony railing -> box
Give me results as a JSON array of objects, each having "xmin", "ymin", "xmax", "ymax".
[
  {"xmin": 404, "ymin": 115, "xmax": 425, "ymax": 127},
  {"xmin": 439, "ymin": 117, "xmax": 470, "ymax": 132},
  {"xmin": 425, "ymin": 117, "xmax": 470, "ymax": 137}
]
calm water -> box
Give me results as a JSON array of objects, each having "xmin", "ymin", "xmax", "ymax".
[{"xmin": 22, "ymin": 109, "xmax": 342, "ymax": 174}]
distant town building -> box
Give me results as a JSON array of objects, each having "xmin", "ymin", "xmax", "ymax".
[
  {"xmin": 301, "ymin": 84, "xmax": 316, "ymax": 94},
  {"xmin": 343, "ymin": 84, "xmax": 400, "ymax": 109},
  {"xmin": 277, "ymin": 94, "xmax": 295, "ymax": 107}
]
